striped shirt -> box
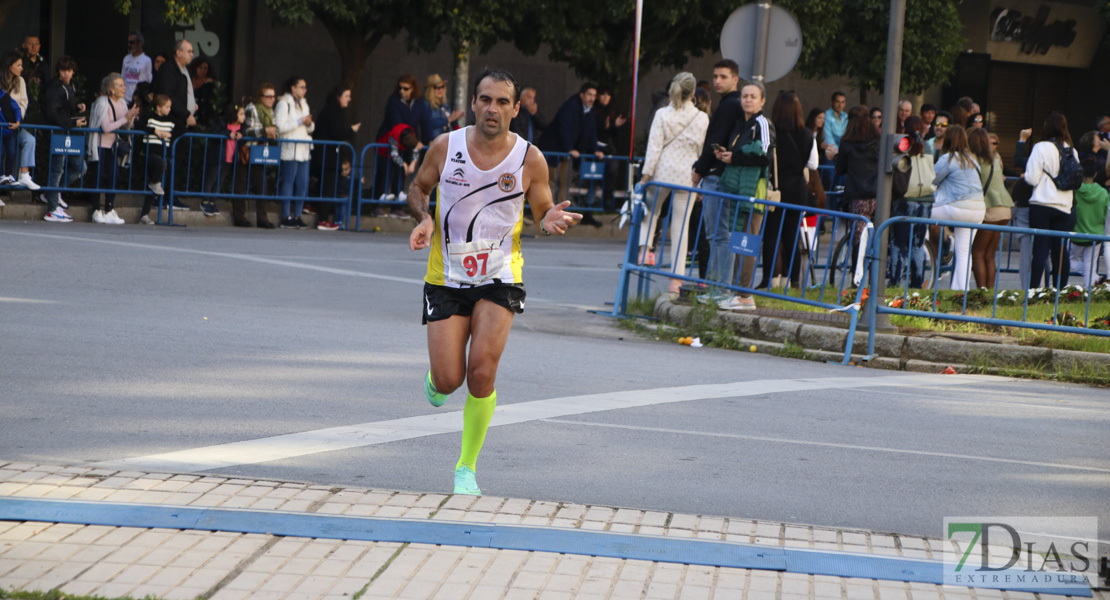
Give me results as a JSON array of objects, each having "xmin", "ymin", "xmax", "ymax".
[{"xmin": 145, "ymin": 116, "xmax": 174, "ymax": 146}]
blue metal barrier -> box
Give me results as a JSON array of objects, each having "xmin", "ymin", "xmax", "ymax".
[
  {"xmin": 542, "ymin": 152, "xmax": 641, "ymax": 213},
  {"xmin": 353, "ymin": 142, "xmax": 418, "ymax": 231},
  {"xmin": 866, "ymin": 217, "xmax": 1110, "ymax": 356},
  {"xmin": 608, "ymin": 181, "xmax": 873, "ymax": 364},
  {"xmin": 17, "ymin": 124, "xmax": 163, "ymax": 215},
  {"xmin": 168, "ymin": 133, "xmax": 355, "ymax": 228}
]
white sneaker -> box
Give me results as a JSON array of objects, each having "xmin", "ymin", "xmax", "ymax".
[
  {"xmin": 16, "ymin": 173, "xmax": 40, "ymax": 190},
  {"xmin": 44, "ymin": 208, "xmax": 73, "ymax": 222},
  {"xmin": 91, "ymin": 209, "xmax": 107, "ymax": 224},
  {"xmin": 148, "ymin": 181, "xmax": 165, "ymax": 196},
  {"xmin": 378, "ymin": 193, "xmax": 397, "ymax": 202},
  {"xmin": 139, "ymin": 215, "xmax": 155, "ymax": 225},
  {"xmin": 0, "ymin": 197, "xmax": 4, "ymax": 207},
  {"xmin": 104, "ymin": 209, "xmax": 125, "ymax": 225},
  {"xmin": 718, "ymin": 295, "xmax": 757, "ymax": 311},
  {"xmin": 398, "ymin": 191, "xmax": 408, "ymax": 203},
  {"xmin": 0, "ymin": 175, "xmax": 14, "ymax": 185},
  {"xmin": 54, "ymin": 195, "xmax": 68, "ymax": 209}
]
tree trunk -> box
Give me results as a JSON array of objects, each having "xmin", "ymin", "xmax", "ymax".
[
  {"xmin": 322, "ymin": 21, "xmax": 384, "ymax": 149},
  {"xmin": 453, "ymin": 41, "xmax": 470, "ymax": 127}
]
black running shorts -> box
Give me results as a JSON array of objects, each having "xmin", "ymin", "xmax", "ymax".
[{"xmin": 421, "ymin": 282, "xmax": 526, "ymax": 324}]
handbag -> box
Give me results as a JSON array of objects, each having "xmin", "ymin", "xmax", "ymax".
[
  {"xmin": 108, "ymin": 100, "xmax": 132, "ymax": 168},
  {"xmin": 765, "ymin": 147, "xmax": 781, "ymax": 205},
  {"xmin": 807, "ymin": 168, "xmax": 826, "ymax": 209}
]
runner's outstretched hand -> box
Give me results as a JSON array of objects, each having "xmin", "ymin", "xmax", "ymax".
[
  {"xmin": 410, "ymin": 216, "xmax": 434, "ymax": 251},
  {"xmin": 541, "ymin": 200, "xmax": 583, "ymax": 235}
]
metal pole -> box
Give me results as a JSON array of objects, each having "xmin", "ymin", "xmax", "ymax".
[
  {"xmin": 751, "ymin": 0, "xmax": 772, "ymax": 83},
  {"xmin": 871, "ymin": 0, "xmax": 907, "ymax": 332}
]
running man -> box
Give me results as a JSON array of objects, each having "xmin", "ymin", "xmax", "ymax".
[{"xmin": 408, "ymin": 68, "xmax": 582, "ymax": 495}]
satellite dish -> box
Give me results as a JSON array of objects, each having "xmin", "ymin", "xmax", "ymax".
[{"xmin": 720, "ymin": 4, "xmax": 803, "ymax": 83}]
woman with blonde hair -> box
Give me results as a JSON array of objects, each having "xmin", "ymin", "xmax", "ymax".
[
  {"xmin": 638, "ymin": 71, "xmax": 709, "ymax": 295},
  {"xmin": 968, "ymin": 128, "xmax": 1013, "ymax": 289},
  {"xmin": 931, "ymin": 124, "xmax": 985, "ymax": 290},
  {"xmin": 419, "ymin": 74, "xmax": 464, "ymax": 143}
]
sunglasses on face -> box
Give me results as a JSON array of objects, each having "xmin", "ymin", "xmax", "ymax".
[
  {"xmin": 935, "ymin": 122, "xmax": 948, "ymax": 128},
  {"xmin": 434, "ymin": 84, "xmax": 446, "ymax": 90},
  {"xmin": 128, "ymin": 40, "xmax": 138, "ymax": 45},
  {"xmin": 973, "ymin": 117, "xmax": 984, "ymax": 123},
  {"xmin": 262, "ymin": 94, "xmax": 275, "ymax": 99},
  {"xmin": 399, "ymin": 86, "xmax": 411, "ymax": 92}
]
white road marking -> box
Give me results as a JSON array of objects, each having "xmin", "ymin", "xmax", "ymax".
[
  {"xmin": 0, "ymin": 230, "xmax": 596, "ymax": 309},
  {"xmin": 0, "ymin": 297, "xmax": 58, "ymax": 304},
  {"xmin": 0, "ymin": 230, "xmax": 420, "ymax": 285},
  {"xmin": 541, "ymin": 419, "xmax": 1110, "ymax": 474},
  {"xmin": 96, "ymin": 374, "xmax": 989, "ymax": 473}
]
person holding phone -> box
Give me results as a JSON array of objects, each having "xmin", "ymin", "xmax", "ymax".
[{"xmin": 40, "ymin": 56, "xmax": 86, "ymax": 222}]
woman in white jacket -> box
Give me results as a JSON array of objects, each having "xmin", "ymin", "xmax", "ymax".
[
  {"xmin": 274, "ymin": 76, "xmax": 314, "ymax": 228},
  {"xmin": 637, "ymin": 72, "xmax": 709, "ymax": 295},
  {"xmin": 1022, "ymin": 112, "xmax": 1078, "ymax": 288}
]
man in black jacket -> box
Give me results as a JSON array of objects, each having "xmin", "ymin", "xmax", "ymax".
[
  {"xmin": 152, "ymin": 39, "xmax": 196, "ymax": 138},
  {"xmin": 509, "ymin": 86, "xmax": 544, "ymax": 144},
  {"xmin": 538, "ymin": 83, "xmax": 605, "ymax": 207},
  {"xmin": 40, "ymin": 56, "xmax": 86, "ymax": 221},
  {"xmin": 691, "ymin": 59, "xmax": 743, "ymax": 286},
  {"xmin": 151, "ymin": 39, "xmax": 197, "ymax": 211}
]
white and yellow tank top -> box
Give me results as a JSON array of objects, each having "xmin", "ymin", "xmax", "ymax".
[{"xmin": 425, "ymin": 127, "xmax": 529, "ymax": 288}]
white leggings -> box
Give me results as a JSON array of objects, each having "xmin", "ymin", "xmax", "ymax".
[
  {"xmin": 931, "ymin": 200, "xmax": 985, "ymax": 291},
  {"xmin": 639, "ymin": 188, "xmax": 696, "ymax": 277}
]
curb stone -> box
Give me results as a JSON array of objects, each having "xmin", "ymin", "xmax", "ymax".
[{"xmin": 654, "ymin": 297, "xmax": 1109, "ymax": 381}]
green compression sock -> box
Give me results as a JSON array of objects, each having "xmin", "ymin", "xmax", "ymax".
[{"xmin": 456, "ymin": 390, "xmax": 496, "ymax": 471}]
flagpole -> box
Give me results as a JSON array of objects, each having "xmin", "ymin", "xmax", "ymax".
[{"xmin": 627, "ymin": 0, "xmax": 643, "ymax": 191}]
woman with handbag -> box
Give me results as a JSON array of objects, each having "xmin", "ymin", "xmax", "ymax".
[
  {"xmin": 87, "ymin": 73, "xmax": 139, "ymax": 225},
  {"xmin": 969, "ymin": 128, "xmax": 1013, "ymax": 290},
  {"xmin": 835, "ymin": 105, "xmax": 879, "ymax": 268},
  {"xmin": 637, "ymin": 72, "xmax": 709, "ymax": 295},
  {"xmin": 713, "ymin": 81, "xmax": 774, "ymax": 310},
  {"xmin": 1024, "ymin": 112, "xmax": 1078, "ymax": 288},
  {"xmin": 889, "ymin": 116, "xmax": 935, "ymax": 288},
  {"xmin": 931, "ymin": 124, "xmax": 985, "ymax": 291},
  {"xmin": 758, "ymin": 90, "xmax": 817, "ymax": 289}
]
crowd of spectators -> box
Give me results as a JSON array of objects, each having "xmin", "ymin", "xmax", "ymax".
[{"xmin": 1, "ymin": 32, "xmax": 1107, "ymax": 288}]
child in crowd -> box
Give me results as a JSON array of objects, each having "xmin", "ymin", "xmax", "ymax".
[
  {"xmin": 1073, "ymin": 158, "xmax": 1109, "ymax": 285},
  {"xmin": 201, "ymin": 103, "xmax": 245, "ymax": 218},
  {"xmin": 373, "ymin": 123, "xmax": 417, "ymax": 218},
  {"xmin": 315, "ymin": 157, "xmax": 352, "ymax": 231},
  {"xmin": 137, "ymin": 93, "xmax": 173, "ymax": 224}
]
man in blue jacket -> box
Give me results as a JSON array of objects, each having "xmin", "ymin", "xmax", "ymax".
[{"xmin": 538, "ymin": 83, "xmax": 605, "ymax": 206}]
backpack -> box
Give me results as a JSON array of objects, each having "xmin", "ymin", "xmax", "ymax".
[{"xmin": 1050, "ymin": 141, "xmax": 1082, "ymax": 191}]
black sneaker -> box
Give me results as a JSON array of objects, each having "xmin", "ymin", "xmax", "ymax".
[
  {"xmin": 170, "ymin": 199, "xmax": 191, "ymax": 211},
  {"xmin": 294, "ymin": 217, "xmax": 309, "ymax": 229},
  {"xmin": 257, "ymin": 220, "xmax": 276, "ymax": 230},
  {"xmin": 201, "ymin": 201, "xmax": 220, "ymax": 217},
  {"xmin": 279, "ymin": 217, "xmax": 298, "ymax": 229}
]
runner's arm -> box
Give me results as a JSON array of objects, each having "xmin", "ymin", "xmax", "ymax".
[
  {"xmin": 408, "ymin": 135, "xmax": 447, "ymax": 251},
  {"xmin": 523, "ymin": 145, "xmax": 582, "ymax": 235}
]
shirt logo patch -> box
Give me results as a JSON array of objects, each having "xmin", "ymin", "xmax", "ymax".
[
  {"xmin": 445, "ymin": 167, "xmax": 470, "ymax": 187},
  {"xmin": 498, "ymin": 173, "xmax": 516, "ymax": 193},
  {"xmin": 450, "ymin": 151, "xmax": 466, "ymax": 164}
]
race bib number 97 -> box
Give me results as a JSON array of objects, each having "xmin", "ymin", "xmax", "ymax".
[{"xmin": 447, "ymin": 240, "xmax": 506, "ymax": 285}]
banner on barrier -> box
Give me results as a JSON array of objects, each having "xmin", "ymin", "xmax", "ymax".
[
  {"xmin": 50, "ymin": 133, "xmax": 84, "ymax": 155},
  {"xmin": 249, "ymin": 145, "xmax": 280, "ymax": 166},
  {"xmin": 730, "ymin": 231, "xmax": 761, "ymax": 257}
]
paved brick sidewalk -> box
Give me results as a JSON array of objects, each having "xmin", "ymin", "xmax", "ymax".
[{"xmin": 0, "ymin": 462, "xmax": 1101, "ymax": 600}]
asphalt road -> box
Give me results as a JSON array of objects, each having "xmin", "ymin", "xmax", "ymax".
[{"xmin": 2, "ymin": 221, "xmax": 1108, "ymax": 544}]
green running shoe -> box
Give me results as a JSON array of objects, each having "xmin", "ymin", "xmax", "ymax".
[
  {"xmin": 453, "ymin": 465, "xmax": 480, "ymax": 495},
  {"xmin": 425, "ymin": 371, "xmax": 448, "ymax": 407}
]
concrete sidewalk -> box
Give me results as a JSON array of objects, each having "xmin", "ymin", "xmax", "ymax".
[{"xmin": 0, "ymin": 462, "xmax": 1101, "ymax": 600}]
